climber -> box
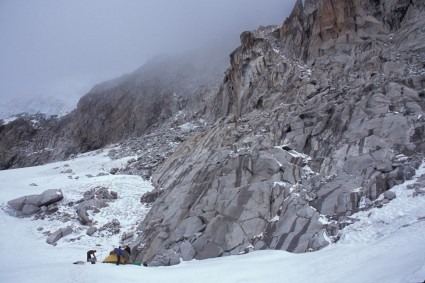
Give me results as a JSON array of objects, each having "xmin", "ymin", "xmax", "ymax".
[
  {"xmin": 114, "ymin": 247, "xmax": 123, "ymax": 265},
  {"xmin": 86, "ymin": 249, "xmax": 97, "ymax": 264},
  {"xmin": 122, "ymin": 245, "xmax": 131, "ymax": 262},
  {"xmin": 124, "ymin": 245, "xmax": 131, "ymax": 256}
]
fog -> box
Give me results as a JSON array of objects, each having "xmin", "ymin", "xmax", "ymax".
[{"xmin": 0, "ymin": 0, "xmax": 295, "ymax": 107}]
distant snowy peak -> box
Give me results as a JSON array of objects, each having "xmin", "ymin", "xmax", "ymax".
[{"xmin": 0, "ymin": 95, "xmax": 78, "ymax": 120}]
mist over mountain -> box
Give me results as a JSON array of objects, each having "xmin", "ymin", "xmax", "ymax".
[
  {"xmin": 0, "ymin": 0, "xmax": 295, "ymax": 111},
  {"xmin": 0, "ymin": 95, "xmax": 78, "ymax": 120}
]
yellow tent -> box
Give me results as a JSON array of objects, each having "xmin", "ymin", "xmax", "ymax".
[{"xmin": 102, "ymin": 252, "xmax": 132, "ymax": 264}]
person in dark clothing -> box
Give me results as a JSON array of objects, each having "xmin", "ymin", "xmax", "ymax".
[
  {"xmin": 114, "ymin": 247, "xmax": 123, "ymax": 265},
  {"xmin": 124, "ymin": 245, "xmax": 131, "ymax": 256},
  {"xmin": 122, "ymin": 245, "xmax": 131, "ymax": 262},
  {"xmin": 86, "ymin": 250, "xmax": 97, "ymax": 264}
]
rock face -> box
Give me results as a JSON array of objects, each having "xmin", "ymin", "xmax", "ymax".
[
  {"xmin": 279, "ymin": 0, "xmax": 424, "ymax": 61},
  {"xmin": 0, "ymin": 44, "xmax": 229, "ymax": 169},
  {"xmin": 0, "ymin": 114, "xmax": 72, "ymax": 170},
  {"xmin": 71, "ymin": 45, "xmax": 229, "ymax": 155},
  {"xmin": 131, "ymin": 0, "xmax": 425, "ymax": 265}
]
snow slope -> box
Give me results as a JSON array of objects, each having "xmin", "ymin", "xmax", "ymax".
[{"xmin": 0, "ymin": 150, "xmax": 424, "ymax": 283}]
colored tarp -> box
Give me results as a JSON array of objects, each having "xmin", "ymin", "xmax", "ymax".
[{"xmin": 102, "ymin": 252, "xmax": 131, "ymax": 264}]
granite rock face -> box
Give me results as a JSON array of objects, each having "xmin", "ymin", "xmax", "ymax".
[
  {"xmin": 279, "ymin": 0, "xmax": 424, "ymax": 61},
  {"xmin": 131, "ymin": 0, "xmax": 425, "ymax": 265}
]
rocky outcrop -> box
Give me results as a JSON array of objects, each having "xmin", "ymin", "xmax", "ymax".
[
  {"xmin": 8, "ymin": 189, "xmax": 64, "ymax": 216},
  {"xmin": 0, "ymin": 114, "xmax": 73, "ymax": 170},
  {"xmin": 131, "ymin": 0, "xmax": 425, "ymax": 265},
  {"xmin": 279, "ymin": 0, "xmax": 424, "ymax": 61},
  {"xmin": 107, "ymin": 122, "xmax": 209, "ymax": 179},
  {"xmin": 6, "ymin": 186, "xmax": 127, "ymax": 244},
  {"xmin": 75, "ymin": 187, "xmax": 117, "ymax": 225},
  {"xmin": 140, "ymin": 188, "xmax": 164, "ymax": 204}
]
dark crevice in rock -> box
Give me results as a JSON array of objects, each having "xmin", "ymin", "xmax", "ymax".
[{"xmin": 287, "ymin": 218, "xmax": 312, "ymax": 252}]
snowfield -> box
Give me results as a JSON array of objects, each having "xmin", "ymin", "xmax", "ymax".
[{"xmin": 0, "ymin": 150, "xmax": 425, "ymax": 283}]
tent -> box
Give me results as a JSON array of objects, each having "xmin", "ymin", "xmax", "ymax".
[{"xmin": 102, "ymin": 252, "xmax": 132, "ymax": 264}]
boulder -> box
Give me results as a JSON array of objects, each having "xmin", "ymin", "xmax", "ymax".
[
  {"xmin": 39, "ymin": 189, "xmax": 63, "ymax": 206},
  {"xmin": 7, "ymin": 189, "xmax": 63, "ymax": 215},
  {"xmin": 95, "ymin": 187, "xmax": 115, "ymax": 199},
  {"xmin": 46, "ymin": 226, "xmax": 73, "ymax": 245},
  {"xmin": 414, "ymin": 188, "xmax": 425, "ymax": 197},
  {"xmin": 46, "ymin": 203, "xmax": 59, "ymax": 213},
  {"xmin": 7, "ymin": 196, "xmax": 28, "ymax": 211},
  {"xmin": 86, "ymin": 227, "xmax": 97, "ymax": 236},
  {"xmin": 179, "ymin": 241, "xmax": 196, "ymax": 261},
  {"xmin": 383, "ymin": 191, "xmax": 396, "ymax": 200},
  {"xmin": 140, "ymin": 189, "xmax": 163, "ymax": 204},
  {"xmin": 100, "ymin": 219, "xmax": 121, "ymax": 235},
  {"xmin": 21, "ymin": 204, "xmax": 40, "ymax": 215},
  {"xmin": 110, "ymin": 191, "xmax": 118, "ymax": 199},
  {"xmin": 77, "ymin": 207, "xmax": 91, "ymax": 225},
  {"xmin": 308, "ymin": 229, "xmax": 331, "ymax": 251}
]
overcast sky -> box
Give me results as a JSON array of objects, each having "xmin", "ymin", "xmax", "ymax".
[{"xmin": 0, "ymin": 0, "xmax": 295, "ymax": 105}]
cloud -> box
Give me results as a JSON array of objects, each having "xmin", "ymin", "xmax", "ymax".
[{"xmin": 0, "ymin": 0, "xmax": 295, "ymax": 104}]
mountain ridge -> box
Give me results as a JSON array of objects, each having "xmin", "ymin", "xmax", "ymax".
[{"xmin": 0, "ymin": 43, "xmax": 231, "ymax": 170}]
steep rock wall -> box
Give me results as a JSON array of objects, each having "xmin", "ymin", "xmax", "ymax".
[
  {"xmin": 0, "ymin": 114, "xmax": 74, "ymax": 169},
  {"xmin": 132, "ymin": 0, "xmax": 425, "ymax": 265},
  {"xmin": 67, "ymin": 50, "xmax": 228, "ymax": 153},
  {"xmin": 280, "ymin": 0, "xmax": 420, "ymax": 61}
]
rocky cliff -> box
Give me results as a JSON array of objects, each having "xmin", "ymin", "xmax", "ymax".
[
  {"xmin": 0, "ymin": 45, "xmax": 229, "ymax": 170},
  {"xmin": 70, "ymin": 47, "xmax": 229, "ymax": 152},
  {"xmin": 0, "ymin": 114, "xmax": 72, "ymax": 169},
  {"xmin": 131, "ymin": 0, "xmax": 425, "ymax": 265}
]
